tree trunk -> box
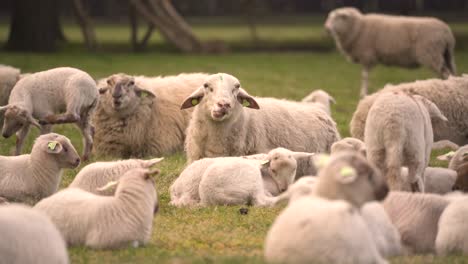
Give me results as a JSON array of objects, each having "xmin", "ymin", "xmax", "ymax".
[
  {"xmin": 72, "ymin": 0, "xmax": 98, "ymax": 51},
  {"xmin": 6, "ymin": 0, "xmax": 63, "ymax": 52}
]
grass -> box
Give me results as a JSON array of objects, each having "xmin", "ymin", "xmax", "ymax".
[{"xmin": 1, "ymin": 15, "xmax": 468, "ymax": 263}]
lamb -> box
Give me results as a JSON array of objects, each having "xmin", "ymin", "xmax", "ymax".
[
  {"xmin": 330, "ymin": 137, "xmax": 366, "ymax": 156},
  {"xmin": 301, "ymin": 89, "xmax": 335, "ymax": 116},
  {"xmin": 453, "ymin": 162, "xmax": 468, "ymax": 192},
  {"xmin": 325, "ymin": 7, "xmax": 456, "ymax": 97},
  {"xmin": 0, "ymin": 65, "xmax": 21, "ymax": 127},
  {"xmin": 436, "ymin": 196, "xmax": 468, "ymax": 255},
  {"xmin": 0, "ymin": 204, "xmax": 69, "ymax": 264},
  {"xmin": 350, "ymin": 76, "xmax": 468, "ymax": 146},
  {"xmin": 0, "ymin": 67, "xmax": 98, "ymax": 160},
  {"xmin": 401, "ymin": 167, "xmax": 457, "ymax": 194},
  {"xmin": 69, "ymin": 157, "xmax": 164, "ymax": 195},
  {"xmin": 275, "ymin": 176, "xmax": 317, "ymax": 203},
  {"xmin": 34, "ymin": 168, "xmax": 159, "ymax": 249},
  {"xmin": 181, "ymin": 73, "xmax": 340, "ymax": 163},
  {"xmin": 0, "ymin": 133, "xmax": 80, "ymax": 204},
  {"xmin": 365, "ymin": 92, "xmax": 448, "ymax": 192},
  {"xmin": 383, "ymin": 191, "xmax": 450, "ymax": 254}
]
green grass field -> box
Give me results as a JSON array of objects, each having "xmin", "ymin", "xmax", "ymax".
[{"xmin": 1, "ymin": 16, "xmax": 468, "ymax": 263}]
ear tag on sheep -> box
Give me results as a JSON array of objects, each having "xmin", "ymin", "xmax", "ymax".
[
  {"xmin": 140, "ymin": 91, "xmax": 149, "ymax": 98},
  {"xmin": 242, "ymin": 99, "xmax": 250, "ymax": 107},
  {"xmin": 340, "ymin": 166, "xmax": 356, "ymax": 178},
  {"xmin": 47, "ymin": 141, "xmax": 58, "ymax": 151},
  {"xmin": 260, "ymin": 160, "xmax": 270, "ymax": 165},
  {"xmin": 191, "ymin": 98, "xmax": 199, "ymax": 106}
]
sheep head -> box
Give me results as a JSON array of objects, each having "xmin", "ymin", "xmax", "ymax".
[
  {"xmin": 32, "ymin": 133, "xmax": 81, "ymax": 169},
  {"xmin": 324, "ymin": 7, "xmax": 362, "ymax": 37},
  {"xmin": 180, "ymin": 73, "xmax": 259, "ymax": 122},
  {"xmin": 0, "ymin": 104, "xmax": 40, "ymax": 138}
]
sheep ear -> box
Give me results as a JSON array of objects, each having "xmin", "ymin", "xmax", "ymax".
[
  {"xmin": 335, "ymin": 166, "xmax": 357, "ymax": 184},
  {"xmin": 97, "ymin": 180, "xmax": 119, "ymax": 192},
  {"xmin": 237, "ymin": 88, "xmax": 259, "ymax": 109},
  {"xmin": 180, "ymin": 87, "xmax": 205, "ymax": 110},
  {"xmin": 259, "ymin": 159, "xmax": 270, "ymax": 168},
  {"xmin": 145, "ymin": 168, "xmax": 160, "ymax": 180},
  {"xmin": 46, "ymin": 141, "xmax": 63, "ymax": 154},
  {"xmin": 358, "ymin": 146, "xmax": 367, "ymax": 157},
  {"xmin": 329, "ymin": 95, "xmax": 336, "ymax": 104},
  {"xmin": 418, "ymin": 97, "xmax": 448, "ymax": 122},
  {"xmin": 437, "ymin": 151, "xmax": 455, "ymax": 161},
  {"xmin": 27, "ymin": 114, "xmax": 41, "ymax": 129},
  {"xmin": 313, "ymin": 154, "xmax": 330, "ymax": 170},
  {"xmin": 106, "ymin": 76, "xmax": 116, "ymax": 87},
  {"xmin": 135, "ymin": 86, "xmax": 155, "ymax": 99},
  {"xmin": 145, "ymin": 157, "xmax": 164, "ymax": 168},
  {"xmin": 98, "ymin": 87, "xmax": 108, "ymax": 94}
]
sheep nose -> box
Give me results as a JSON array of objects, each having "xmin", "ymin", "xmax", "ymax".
[
  {"xmin": 217, "ymin": 102, "xmax": 231, "ymax": 109},
  {"xmin": 112, "ymin": 93, "xmax": 121, "ymax": 99},
  {"xmin": 73, "ymin": 158, "xmax": 81, "ymax": 167}
]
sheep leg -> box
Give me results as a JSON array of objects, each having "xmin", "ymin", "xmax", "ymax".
[
  {"xmin": 408, "ymin": 165, "xmax": 425, "ymax": 193},
  {"xmin": 360, "ymin": 67, "xmax": 369, "ymax": 98},
  {"xmin": 385, "ymin": 147, "xmax": 409, "ymax": 191},
  {"xmin": 39, "ymin": 113, "xmax": 80, "ymax": 125},
  {"xmin": 14, "ymin": 125, "xmax": 30, "ymax": 155},
  {"xmin": 77, "ymin": 115, "xmax": 93, "ymax": 161}
]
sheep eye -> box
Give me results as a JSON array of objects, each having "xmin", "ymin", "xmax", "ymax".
[
  {"xmin": 203, "ymin": 83, "xmax": 209, "ymax": 88},
  {"xmin": 234, "ymin": 84, "xmax": 240, "ymax": 89},
  {"xmin": 63, "ymin": 146, "xmax": 68, "ymax": 153},
  {"xmin": 271, "ymin": 169, "xmax": 277, "ymax": 174},
  {"xmin": 274, "ymin": 157, "xmax": 279, "ymax": 160},
  {"xmin": 210, "ymin": 88, "xmax": 214, "ymax": 92}
]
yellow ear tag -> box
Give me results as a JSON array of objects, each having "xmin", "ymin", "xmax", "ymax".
[
  {"xmin": 141, "ymin": 92, "xmax": 148, "ymax": 98},
  {"xmin": 242, "ymin": 99, "xmax": 250, "ymax": 107},
  {"xmin": 260, "ymin": 160, "xmax": 270, "ymax": 165},
  {"xmin": 47, "ymin": 141, "xmax": 58, "ymax": 151},
  {"xmin": 448, "ymin": 151, "xmax": 455, "ymax": 155},
  {"xmin": 191, "ymin": 98, "xmax": 199, "ymax": 106},
  {"xmin": 340, "ymin": 166, "xmax": 356, "ymax": 177}
]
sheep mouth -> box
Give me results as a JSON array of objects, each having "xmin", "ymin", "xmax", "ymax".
[
  {"xmin": 211, "ymin": 109, "xmax": 228, "ymax": 120},
  {"xmin": 113, "ymin": 100, "xmax": 122, "ymax": 108}
]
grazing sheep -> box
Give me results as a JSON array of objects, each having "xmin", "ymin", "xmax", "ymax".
[
  {"xmin": 0, "ymin": 204, "xmax": 69, "ymax": 264},
  {"xmin": 69, "ymin": 157, "xmax": 164, "ymax": 195},
  {"xmin": 437, "ymin": 144, "xmax": 468, "ymax": 170},
  {"xmin": 383, "ymin": 191, "xmax": 450, "ymax": 254},
  {"xmin": 365, "ymin": 92, "xmax": 447, "ymax": 192},
  {"xmin": 0, "ymin": 67, "xmax": 98, "ymax": 160},
  {"xmin": 350, "ymin": 76, "xmax": 468, "ymax": 146},
  {"xmin": 0, "ymin": 133, "xmax": 80, "ymax": 204},
  {"xmin": 301, "ymin": 89, "xmax": 335, "ymax": 116},
  {"xmin": 0, "ymin": 65, "xmax": 21, "ymax": 127},
  {"xmin": 325, "ymin": 7, "xmax": 456, "ymax": 97},
  {"xmin": 436, "ymin": 197, "xmax": 468, "ymax": 255},
  {"xmin": 34, "ymin": 168, "xmax": 159, "ymax": 249},
  {"xmin": 181, "ymin": 73, "xmax": 340, "ymax": 163},
  {"xmin": 330, "ymin": 137, "xmax": 366, "ymax": 157},
  {"xmin": 401, "ymin": 167, "xmax": 457, "ymax": 194},
  {"xmin": 93, "ymin": 73, "xmax": 207, "ymax": 158}
]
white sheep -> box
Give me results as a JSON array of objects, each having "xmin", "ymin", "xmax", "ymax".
[
  {"xmin": 330, "ymin": 137, "xmax": 366, "ymax": 156},
  {"xmin": 0, "ymin": 65, "xmax": 21, "ymax": 127},
  {"xmin": 93, "ymin": 73, "xmax": 208, "ymax": 158},
  {"xmin": 350, "ymin": 76, "xmax": 468, "ymax": 146},
  {"xmin": 69, "ymin": 157, "xmax": 164, "ymax": 195},
  {"xmin": 0, "ymin": 204, "xmax": 69, "ymax": 264},
  {"xmin": 365, "ymin": 92, "xmax": 447, "ymax": 192},
  {"xmin": 0, "ymin": 133, "xmax": 80, "ymax": 204},
  {"xmin": 34, "ymin": 168, "xmax": 159, "ymax": 249},
  {"xmin": 0, "ymin": 67, "xmax": 98, "ymax": 160},
  {"xmin": 436, "ymin": 196, "xmax": 468, "ymax": 255},
  {"xmin": 274, "ymin": 176, "xmax": 317, "ymax": 204},
  {"xmin": 301, "ymin": 89, "xmax": 335, "ymax": 116},
  {"xmin": 401, "ymin": 167, "xmax": 457, "ymax": 194},
  {"xmin": 325, "ymin": 7, "xmax": 456, "ymax": 97},
  {"xmin": 181, "ymin": 73, "xmax": 340, "ymax": 163}
]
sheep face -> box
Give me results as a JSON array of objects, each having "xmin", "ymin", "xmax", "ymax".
[
  {"xmin": 265, "ymin": 148, "xmax": 299, "ymax": 192},
  {"xmin": 324, "ymin": 7, "xmax": 361, "ymax": 37},
  {"xmin": 0, "ymin": 104, "xmax": 40, "ymax": 138},
  {"xmin": 99, "ymin": 74, "xmax": 155, "ymax": 116},
  {"xmin": 180, "ymin": 73, "xmax": 259, "ymax": 122},
  {"xmin": 33, "ymin": 133, "xmax": 81, "ymax": 168}
]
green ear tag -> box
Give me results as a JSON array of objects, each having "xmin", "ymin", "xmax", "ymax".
[
  {"xmin": 48, "ymin": 141, "xmax": 58, "ymax": 151},
  {"xmin": 141, "ymin": 92, "xmax": 148, "ymax": 98},
  {"xmin": 340, "ymin": 166, "xmax": 355, "ymax": 177},
  {"xmin": 242, "ymin": 99, "xmax": 250, "ymax": 107},
  {"xmin": 191, "ymin": 98, "xmax": 199, "ymax": 106}
]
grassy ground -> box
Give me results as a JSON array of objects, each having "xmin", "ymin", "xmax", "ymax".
[{"xmin": 1, "ymin": 16, "xmax": 468, "ymax": 263}]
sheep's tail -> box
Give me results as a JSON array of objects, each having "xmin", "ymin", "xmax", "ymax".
[{"xmin": 443, "ymin": 44, "xmax": 456, "ymax": 76}]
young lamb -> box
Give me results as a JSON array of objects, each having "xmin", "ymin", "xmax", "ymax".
[
  {"xmin": 330, "ymin": 137, "xmax": 366, "ymax": 157},
  {"xmin": 401, "ymin": 167, "xmax": 457, "ymax": 194},
  {"xmin": 34, "ymin": 168, "xmax": 159, "ymax": 249},
  {"xmin": 93, "ymin": 72, "xmax": 208, "ymax": 158},
  {"xmin": 350, "ymin": 76, "xmax": 468, "ymax": 146},
  {"xmin": 325, "ymin": 7, "xmax": 456, "ymax": 97},
  {"xmin": 301, "ymin": 89, "xmax": 335, "ymax": 116},
  {"xmin": 383, "ymin": 191, "xmax": 450, "ymax": 254},
  {"xmin": 436, "ymin": 196, "xmax": 468, "ymax": 255},
  {"xmin": 0, "ymin": 65, "xmax": 21, "ymax": 127},
  {"xmin": 0, "ymin": 67, "xmax": 98, "ymax": 160},
  {"xmin": 0, "ymin": 204, "xmax": 69, "ymax": 264},
  {"xmin": 0, "ymin": 133, "xmax": 80, "ymax": 204},
  {"xmin": 180, "ymin": 73, "xmax": 340, "ymax": 163},
  {"xmin": 365, "ymin": 92, "xmax": 448, "ymax": 192},
  {"xmin": 69, "ymin": 157, "xmax": 164, "ymax": 195}
]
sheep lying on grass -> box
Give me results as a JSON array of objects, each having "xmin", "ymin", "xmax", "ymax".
[
  {"xmin": 325, "ymin": 7, "xmax": 456, "ymax": 97},
  {"xmin": 0, "ymin": 204, "xmax": 69, "ymax": 264},
  {"xmin": 0, "ymin": 133, "xmax": 80, "ymax": 204},
  {"xmin": 181, "ymin": 73, "xmax": 340, "ymax": 163},
  {"xmin": 436, "ymin": 196, "xmax": 468, "ymax": 255},
  {"xmin": 34, "ymin": 168, "xmax": 159, "ymax": 249},
  {"xmin": 401, "ymin": 167, "xmax": 457, "ymax": 194},
  {"xmin": 0, "ymin": 67, "xmax": 98, "ymax": 160},
  {"xmin": 301, "ymin": 89, "xmax": 335, "ymax": 116}
]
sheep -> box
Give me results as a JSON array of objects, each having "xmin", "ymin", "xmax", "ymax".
[
  {"xmin": 350, "ymin": 76, "xmax": 468, "ymax": 146},
  {"xmin": 274, "ymin": 176, "xmax": 317, "ymax": 203},
  {"xmin": 181, "ymin": 73, "xmax": 340, "ymax": 163},
  {"xmin": 436, "ymin": 196, "xmax": 468, "ymax": 255},
  {"xmin": 325, "ymin": 7, "xmax": 456, "ymax": 97},
  {"xmin": 0, "ymin": 204, "xmax": 69, "ymax": 264},
  {"xmin": 401, "ymin": 167, "xmax": 457, "ymax": 194},
  {"xmin": 301, "ymin": 89, "xmax": 335, "ymax": 116},
  {"xmin": 453, "ymin": 162, "xmax": 468, "ymax": 192},
  {"xmin": 69, "ymin": 157, "xmax": 164, "ymax": 195},
  {"xmin": 0, "ymin": 133, "xmax": 80, "ymax": 205},
  {"xmin": 34, "ymin": 168, "xmax": 159, "ymax": 249},
  {"xmin": 0, "ymin": 67, "xmax": 98, "ymax": 160},
  {"xmin": 437, "ymin": 144, "xmax": 468, "ymax": 170},
  {"xmin": 93, "ymin": 73, "xmax": 208, "ymax": 158},
  {"xmin": 330, "ymin": 137, "xmax": 366, "ymax": 157},
  {"xmin": 382, "ymin": 191, "xmax": 450, "ymax": 254},
  {"xmin": 365, "ymin": 92, "xmax": 448, "ymax": 192},
  {"xmin": 0, "ymin": 65, "xmax": 21, "ymax": 127}
]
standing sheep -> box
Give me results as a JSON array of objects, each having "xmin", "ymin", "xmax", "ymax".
[
  {"xmin": 0, "ymin": 204, "xmax": 69, "ymax": 264},
  {"xmin": 93, "ymin": 73, "xmax": 208, "ymax": 158},
  {"xmin": 181, "ymin": 73, "xmax": 340, "ymax": 163},
  {"xmin": 301, "ymin": 89, "xmax": 335, "ymax": 116},
  {"xmin": 325, "ymin": 7, "xmax": 456, "ymax": 97},
  {"xmin": 365, "ymin": 92, "xmax": 447, "ymax": 192},
  {"xmin": 0, "ymin": 67, "xmax": 98, "ymax": 160},
  {"xmin": 0, "ymin": 65, "xmax": 21, "ymax": 127},
  {"xmin": 0, "ymin": 133, "xmax": 80, "ymax": 204},
  {"xmin": 34, "ymin": 168, "xmax": 159, "ymax": 249}
]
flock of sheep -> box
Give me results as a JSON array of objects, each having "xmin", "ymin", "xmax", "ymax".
[{"xmin": 0, "ymin": 6, "xmax": 468, "ymax": 264}]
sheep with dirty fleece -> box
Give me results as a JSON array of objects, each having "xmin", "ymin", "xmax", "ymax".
[
  {"xmin": 0, "ymin": 204, "xmax": 69, "ymax": 264},
  {"xmin": 93, "ymin": 73, "xmax": 208, "ymax": 158},
  {"xmin": 325, "ymin": 7, "xmax": 456, "ymax": 97},
  {"xmin": 0, "ymin": 67, "xmax": 98, "ymax": 160},
  {"xmin": 351, "ymin": 76, "xmax": 468, "ymax": 146},
  {"xmin": 69, "ymin": 157, "xmax": 164, "ymax": 195},
  {"xmin": 0, "ymin": 133, "xmax": 80, "ymax": 204},
  {"xmin": 34, "ymin": 168, "xmax": 159, "ymax": 249},
  {"xmin": 301, "ymin": 89, "xmax": 335, "ymax": 116},
  {"xmin": 365, "ymin": 92, "xmax": 448, "ymax": 192},
  {"xmin": 181, "ymin": 73, "xmax": 340, "ymax": 163},
  {"xmin": 0, "ymin": 65, "xmax": 21, "ymax": 127},
  {"xmin": 436, "ymin": 196, "xmax": 468, "ymax": 255}
]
